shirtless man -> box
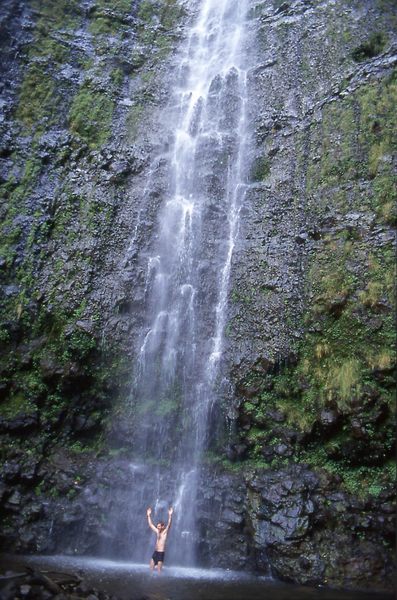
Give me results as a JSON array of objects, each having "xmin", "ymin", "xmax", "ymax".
[{"xmin": 146, "ymin": 506, "xmax": 173, "ymax": 573}]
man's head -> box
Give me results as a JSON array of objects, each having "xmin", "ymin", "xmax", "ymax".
[{"xmin": 157, "ymin": 522, "xmax": 166, "ymax": 531}]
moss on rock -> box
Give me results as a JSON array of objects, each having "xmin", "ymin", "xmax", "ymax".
[{"xmin": 68, "ymin": 83, "xmax": 114, "ymax": 147}]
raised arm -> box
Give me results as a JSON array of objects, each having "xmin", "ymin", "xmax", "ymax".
[
  {"xmin": 165, "ymin": 506, "xmax": 173, "ymax": 532},
  {"xmin": 146, "ymin": 507, "xmax": 157, "ymax": 533}
]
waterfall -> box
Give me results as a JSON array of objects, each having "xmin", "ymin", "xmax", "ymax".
[{"xmin": 118, "ymin": 0, "xmax": 250, "ymax": 566}]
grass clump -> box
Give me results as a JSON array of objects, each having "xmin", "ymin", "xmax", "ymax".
[
  {"xmin": 323, "ymin": 359, "xmax": 361, "ymax": 407},
  {"xmin": 352, "ymin": 32, "xmax": 388, "ymax": 62}
]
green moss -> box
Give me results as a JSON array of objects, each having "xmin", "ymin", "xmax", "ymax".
[
  {"xmin": 68, "ymin": 83, "xmax": 114, "ymax": 147},
  {"xmin": 358, "ymin": 71, "xmax": 396, "ymax": 179},
  {"xmin": 30, "ymin": 0, "xmax": 80, "ymax": 30},
  {"xmin": 100, "ymin": 0, "xmax": 132, "ymax": 10},
  {"xmin": 235, "ymin": 73, "xmax": 396, "ymax": 498},
  {"xmin": 372, "ymin": 174, "xmax": 397, "ymax": 224},
  {"xmin": 88, "ymin": 0, "xmax": 132, "ymax": 35},
  {"xmin": 306, "ymin": 73, "xmax": 397, "ymax": 201},
  {"xmin": 111, "ymin": 68, "xmax": 124, "ymax": 87},
  {"xmin": 28, "ymin": 37, "xmax": 68, "ymax": 64},
  {"xmin": 136, "ymin": 0, "xmax": 185, "ymax": 60},
  {"xmin": 204, "ymin": 450, "xmax": 270, "ymax": 473},
  {"xmin": 137, "ymin": 0, "xmax": 157, "ymax": 22},
  {"xmin": 251, "ymin": 156, "xmax": 270, "ymax": 182},
  {"xmin": 0, "ymin": 393, "xmax": 35, "ymax": 418},
  {"xmin": 15, "ymin": 65, "xmax": 58, "ymax": 131},
  {"xmin": 352, "ymin": 32, "xmax": 388, "ymax": 62},
  {"xmin": 160, "ymin": 0, "xmax": 185, "ymax": 30},
  {"xmin": 89, "ymin": 15, "xmax": 127, "ymax": 35},
  {"xmin": 0, "ymin": 154, "xmax": 43, "ymax": 270}
]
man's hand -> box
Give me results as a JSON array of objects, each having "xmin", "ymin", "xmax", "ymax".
[
  {"xmin": 164, "ymin": 506, "xmax": 173, "ymax": 532},
  {"xmin": 147, "ymin": 506, "xmax": 157, "ymax": 533}
]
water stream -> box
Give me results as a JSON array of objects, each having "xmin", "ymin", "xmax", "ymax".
[{"xmin": 119, "ymin": 0, "xmax": 250, "ymax": 566}]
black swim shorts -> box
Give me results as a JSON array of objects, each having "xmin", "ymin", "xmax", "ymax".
[{"xmin": 152, "ymin": 550, "xmax": 165, "ymax": 565}]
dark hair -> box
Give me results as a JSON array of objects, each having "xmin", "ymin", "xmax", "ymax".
[{"xmin": 158, "ymin": 522, "xmax": 165, "ymax": 527}]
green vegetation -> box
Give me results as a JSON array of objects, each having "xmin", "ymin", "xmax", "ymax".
[
  {"xmin": 15, "ymin": 65, "xmax": 58, "ymax": 131},
  {"xmin": 135, "ymin": 0, "xmax": 185, "ymax": 60},
  {"xmin": 0, "ymin": 393, "xmax": 35, "ymax": 418},
  {"xmin": 307, "ymin": 72, "xmax": 397, "ymax": 219},
  {"xmin": 15, "ymin": 0, "xmax": 84, "ymax": 133},
  {"xmin": 234, "ymin": 74, "xmax": 396, "ymax": 500},
  {"xmin": 300, "ymin": 452, "xmax": 395, "ymax": 499},
  {"xmin": 251, "ymin": 156, "xmax": 271, "ymax": 182},
  {"xmin": 111, "ymin": 68, "xmax": 124, "ymax": 87},
  {"xmin": 352, "ymin": 32, "xmax": 388, "ymax": 62},
  {"xmin": 68, "ymin": 82, "xmax": 114, "ymax": 147},
  {"xmin": 138, "ymin": 0, "xmax": 184, "ymax": 29},
  {"xmin": 30, "ymin": 0, "xmax": 80, "ymax": 30},
  {"xmin": 28, "ymin": 37, "xmax": 68, "ymax": 64},
  {"xmin": 88, "ymin": 0, "xmax": 132, "ymax": 35},
  {"xmin": 0, "ymin": 154, "xmax": 43, "ymax": 271}
]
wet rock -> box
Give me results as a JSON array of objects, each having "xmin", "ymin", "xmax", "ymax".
[
  {"xmin": 0, "ymin": 413, "xmax": 39, "ymax": 434},
  {"xmin": 319, "ymin": 409, "xmax": 340, "ymax": 428},
  {"xmin": 295, "ymin": 232, "xmax": 308, "ymax": 244},
  {"xmin": 7, "ymin": 490, "xmax": 22, "ymax": 506},
  {"xmin": 73, "ymin": 413, "xmax": 100, "ymax": 433},
  {"xmin": 19, "ymin": 584, "xmax": 31, "ymax": 596},
  {"xmin": 226, "ymin": 442, "xmax": 247, "ymax": 461},
  {"xmin": 26, "ymin": 503, "xmax": 44, "ymax": 521},
  {"xmin": 266, "ymin": 409, "xmax": 285, "ymax": 423},
  {"xmin": 75, "ymin": 320, "xmax": 94, "ymax": 334},
  {"xmin": 274, "ymin": 443, "xmax": 292, "ymax": 457},
  {"xmin": 2, "ymin": 460, "xmax": 21, "ymax": 482}
]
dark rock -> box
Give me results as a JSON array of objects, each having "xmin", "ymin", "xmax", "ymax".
[
  {"xmin": 274, "ymin": 443, "xmax": 292, "ymax": 457},
  {"xmin": 266, "ymin": 409, "xmax": 285, "ymax": 423},
  {"xmin": 73, "ymin": 413, "xmax": 100, "ymax": 433},
  {"xmin": 76, "ymin": 320, "xmax": 94, "ymax": 333},
  {"xmin": 319, "ymin": 409, "xmax": 339, "ymax": 428},
  {"xmin": 26, "ymin": 503, "xmax": 44, "ymax": 521},
  {"xmin": 19, "ymin": 584, "xmax": 31, "ymax": 596},
  {"xmin": 295, "ymin": 232, "xmax": 308, "ymax": 244},
  {"xmin": 0, "ymin": 413, "xmax": 39, "ymax": 433},
  {"xmin": 2, "ymin": 460, "xmax": 21, "ymax": 482},
  {"xmin": 7, "ymin": 490, "xmax": 22, "ymax": 506}
]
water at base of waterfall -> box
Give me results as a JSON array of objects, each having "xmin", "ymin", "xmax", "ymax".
[{"xmin": 4, "ymin": 556, "xmax": 391, "ymax": 600}]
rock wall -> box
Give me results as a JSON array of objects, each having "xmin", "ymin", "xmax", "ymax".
[{"xmin": 0, "ymin": 0, "xmax": 395, "ymax": 592}]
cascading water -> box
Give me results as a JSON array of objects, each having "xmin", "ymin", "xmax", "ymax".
[{"xmin": 117, "ymin": 0, "xmax": 250, "ymax": 566}]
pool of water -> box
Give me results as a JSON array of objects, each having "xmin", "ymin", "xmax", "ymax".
[{"xmin": 1, "ymin": 555, "xmax": 392, "ymax": 600}]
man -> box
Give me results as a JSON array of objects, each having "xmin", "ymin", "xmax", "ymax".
[{"xmin": 146, "ymin": 506, "xmax": 173, "ymax": 573}]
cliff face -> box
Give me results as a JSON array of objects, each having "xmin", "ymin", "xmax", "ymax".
[{"xmin": 0, "ymin": 0, "xmax": 395, "ymax": 592}]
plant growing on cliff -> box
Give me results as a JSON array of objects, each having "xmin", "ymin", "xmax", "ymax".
[
  {"xmin": 69, "ymin": 82, "xmax": 114, "ymax": 148},
  {"xmin": 352, "ymin": 32, "xmax": 388, "ymax": 62},
  {"xmin": 15, "ymin": 66, "xmax": 58, "ymax": 131}
]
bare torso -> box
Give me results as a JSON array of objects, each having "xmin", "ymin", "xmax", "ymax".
[{"xmin": 155, "ymin": 530, "xmax": 168, "ymax": 552}]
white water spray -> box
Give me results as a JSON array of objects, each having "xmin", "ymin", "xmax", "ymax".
[{"xmin": 122, "ymin": 0, "xmax": 250, "ymax": 565}]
